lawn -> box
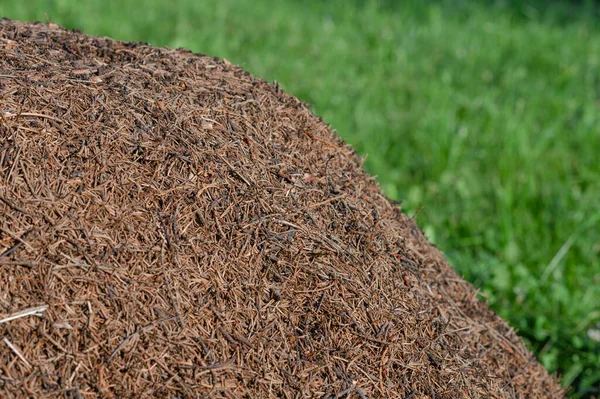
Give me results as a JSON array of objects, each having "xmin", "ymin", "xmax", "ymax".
[{"xmin": 1, "ymin": 0, "xmax": 599, "ymax": 396}]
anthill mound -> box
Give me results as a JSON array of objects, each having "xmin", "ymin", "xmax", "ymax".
[{"xmin": 0, "ymin": 19, "xmax": 564, "ymax": 398}]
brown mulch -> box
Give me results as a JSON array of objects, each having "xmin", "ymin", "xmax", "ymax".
[{"xmin": 0, "ymin": 19, "xmax": 565, "ymax": 398}]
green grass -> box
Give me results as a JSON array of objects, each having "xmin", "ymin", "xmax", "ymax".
[{"xmin": 2, "ymin": 0, "xmax": 599, "ymax": 396}]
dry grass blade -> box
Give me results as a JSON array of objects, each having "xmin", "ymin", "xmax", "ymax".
[
  {"xmin": 1, "ymin": 111, "xmax": 64, "ymax": 123},
  {"xmin": 0, "ymin": 305, "xmax": 48, "ymax": 325},
  {"xmin": 3, "ymin": 338, "xmax": 32, "ymax": 369}
]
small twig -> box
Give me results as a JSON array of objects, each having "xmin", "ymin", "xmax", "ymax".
[
  {"xmin": 305, "ymin": 193, "xmax": 347, "ymax": 210},
  {"xmin": 0, "ymin": 196, "xmax": 37, "ymax": 218},
  {"xmin": 500, "ymin": 356, "xmax": 535, "ymax": 393},
  {"xmin": 335, "ymin": 384, "xmax": 356, "ymax": 398},
  {"xmin": 410, "ymin": 204, "xmax": 425, "ymax": 220},
  {"xmin": 198, "ymin": 357, "xmax": 235, "ymax": 370},
  {"xmin": 217, "ymin": 154, "xmax": 251, "ymax": 186},
  {"xmin": 0, "ymin": 241, "xmax": 24, "ymax": 259},
  {"xmin": 3, "ymin": 338, "xmax": 32, "ymax": 369},
  {"xmin": 0, "ymin": 196, "xmax": 54, "ymax": 225},
  {"xmin": 0, "ymin": 258, "xmax": 36, "ymax": 267},
  {"xmin": 193, "ymin": 357, "xmax": 237, "ymax": 378},
  {"xmin": 315, "ymin": 293, "xmax": 326, "ymax": 313},
  {"xmin": 0, "ymin": 226, "xmax": 36, "ymax": 257},
  {"xmin": 194, "ymin": 183, "xmax": 219, "ymax": 199},
  {"xmin": 218, "ymin": 326, "xmax": 240, "ymax": 348},
  {"xmin": 379, "ymin": 345, "xmax": 389, "ymax": 394},
  {"xmin": 272, "ymin": 218, "xmax": 302, "ymax": 230},
  {"xmin": 2, "ymin": 112, "xmax": 63, "ymax": 123},
  {"xmin": 0, "ymin": 305, "xmax": 48, "ymax": 325},
  {"xmin": 105, "ymin": 315, "xmax": 179, "ymax": 364}
]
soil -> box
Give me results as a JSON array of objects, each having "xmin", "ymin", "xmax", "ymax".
[{"xmin": 0, "ymin": 19, "xmax": 564, "ymax": 398}]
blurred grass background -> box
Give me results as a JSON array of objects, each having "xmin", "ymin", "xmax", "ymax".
[{"xmin": 1, "ymin": 0, "xmax": 599, "ymax": 396}]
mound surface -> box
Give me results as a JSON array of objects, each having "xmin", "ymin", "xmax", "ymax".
[{"xmin": 0, "ymin": 19, "xmax": 563, "ymax": 398}]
